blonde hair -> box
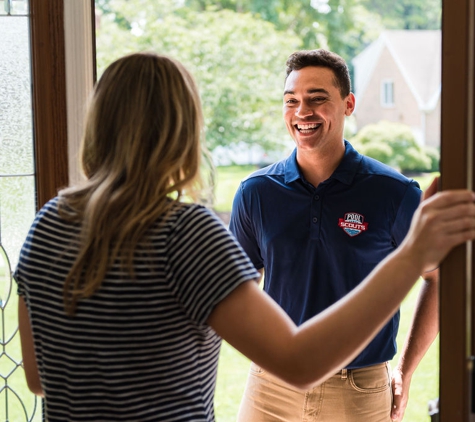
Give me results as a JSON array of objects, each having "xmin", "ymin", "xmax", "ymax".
[{"xmin": 59, "ymin": 52, "xmax": 205, "ymax": 314}]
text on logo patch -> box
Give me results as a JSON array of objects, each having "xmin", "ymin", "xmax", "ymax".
[{"xmin": 338, "ymin": 212, "xmax": 368, "ymax": 237}]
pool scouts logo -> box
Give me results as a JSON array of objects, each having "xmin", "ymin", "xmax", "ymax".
[{"xmin": 338, "ymin": 212, "xmax": 368, "ymax": 237}]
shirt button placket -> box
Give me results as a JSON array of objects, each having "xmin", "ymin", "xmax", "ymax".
[{"xmin": 311, "ymin": 191, "xmax": 321, "ymax": 239}]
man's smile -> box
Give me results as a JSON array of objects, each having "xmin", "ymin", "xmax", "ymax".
[{"xmin": 295, "ymin": 123, "xmax": 322, "ymax": 134}]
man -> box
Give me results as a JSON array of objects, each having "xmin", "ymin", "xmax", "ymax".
[{"xmin": 229, "ymin": 49, "xmax": 437, "ymax": 421}]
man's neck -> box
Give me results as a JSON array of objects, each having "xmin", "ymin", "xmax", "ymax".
[{"xmin": 296, "ymin": 141, "xmax": 346, "ymax": 187}]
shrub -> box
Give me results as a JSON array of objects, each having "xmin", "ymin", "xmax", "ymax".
[{"xmin": 350, "ymin": 121, "xmax": 438, "ymax": 172}]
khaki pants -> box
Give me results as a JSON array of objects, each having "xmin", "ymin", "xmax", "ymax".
[{"xmin": 237, "ymin": 362, "xmax": 392, "ymax": 422}]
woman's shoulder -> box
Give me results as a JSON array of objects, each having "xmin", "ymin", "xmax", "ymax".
[
  {"xmin": 30, "ymin": 196, "xmax": 67, "ymax": 231},
  {"xmin": 166, "ymin": 202, "xmax": 223, "ymax": 228}
]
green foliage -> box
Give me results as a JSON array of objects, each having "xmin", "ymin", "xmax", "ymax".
[
  {"xmin": 184, "ymin": 0, "xmax": 384, "ymax": 71},
  {"xmin": 425, "ymin": 146, "xmax": 441, "ymax": 172},
  {"xmin": 96, "ymin": 1, "xmax": 300, "ymax": 154},
  {"xmin": 95, "ymin": 0, "xmax": 442, "ymax": 156},
  {"xmin": 360, "ymin": 0, "xmax": 441, "ymax": 29},
  {"xmin": 350, "ymin": 121, "xmax": 438, "ymax": 172}
]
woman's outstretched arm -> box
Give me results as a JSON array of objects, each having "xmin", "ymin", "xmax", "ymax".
[{"xmin": 208, "ymin": 189, "xmax": 475, "ymax": 389}]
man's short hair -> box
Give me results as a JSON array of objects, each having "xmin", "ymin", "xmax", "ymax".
[{"xmin": 285, "ymin": 49, "xmax": 351, "ymax": 98}]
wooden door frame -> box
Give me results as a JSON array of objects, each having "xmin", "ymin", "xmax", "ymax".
[
  {"xmin": 439, "ymin": 0, "xmax": 475, "ymax": 420},
  {"xmin": 30, "ymin": 0, "xmax": 96, "ymax": 209},
  {"xmin": 29, "ymin": 0, "xmax": 69, "ymax": 209}
]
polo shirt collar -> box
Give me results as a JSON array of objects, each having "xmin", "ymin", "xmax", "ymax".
[
  {"xmin": 330, "ymin": 140, "xmax": 363, "ymax": 185},
  {"xmin": 283, "ymin": 149, "xmax": 301, "ymax": 184},
  {"xmin": 284, "ymin": 140, "xmax": 362, "ymax": 186}
]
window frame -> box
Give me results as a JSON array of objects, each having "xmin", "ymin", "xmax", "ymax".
[{"xmin": 380, "ymin": 79, "xmax": 395, "ymax": 108}]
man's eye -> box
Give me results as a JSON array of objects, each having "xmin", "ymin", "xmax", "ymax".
[
  {"xmin": 313, "ymin": 97, "xmax": 326, "ymax": 102},
  {"xmin": 285, "ymin": 99, "xmax": 297, "ymax": 104}
]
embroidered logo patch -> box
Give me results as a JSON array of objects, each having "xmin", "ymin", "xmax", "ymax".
[{"xmin": 338, "ymin": 212, "xmax": 368, "ymax": 237}]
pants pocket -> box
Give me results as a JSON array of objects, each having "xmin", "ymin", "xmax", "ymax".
[{"xmin": 348, "ymin": 363, "xmax": 390, "ymax": 393}]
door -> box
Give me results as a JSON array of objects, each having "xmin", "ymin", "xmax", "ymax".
[{"xmin": 439, "ymin": 0, "xmax": 475, "ymax": 420}]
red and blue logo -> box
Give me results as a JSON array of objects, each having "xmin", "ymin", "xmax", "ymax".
[{"xmin": 338, "ymin": 212, "xmax": 368, "ymax": 237}]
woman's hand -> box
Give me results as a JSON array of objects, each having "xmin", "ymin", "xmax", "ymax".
[{"xmin": 401, "ymin": 188, "xmax": 475, "ymax": 273}]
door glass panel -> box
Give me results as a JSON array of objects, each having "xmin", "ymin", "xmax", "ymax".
[
  {"xmin": 0, "ymin": 7, "xmax": 40, "ymax": 422},
  {"xmin": 0, "ymin": 0, "xmax": 28, "ymax": 15}
]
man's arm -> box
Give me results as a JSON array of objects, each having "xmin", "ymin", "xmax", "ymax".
[
  {"xmin": 390, "ymin": 269, "xmax": 439, "ymax": 421},
  {"xmin": 390, "ymin": 177, "xmax": 441, "ymax": 421}
]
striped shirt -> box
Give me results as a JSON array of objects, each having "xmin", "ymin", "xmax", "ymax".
[{"xmin": 15, "ymin": 197, "xmax": 259, "ymax": 421}]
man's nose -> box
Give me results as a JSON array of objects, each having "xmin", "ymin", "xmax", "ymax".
[{"xmin": 295, "ymin": 102, "xmax": 313, "ymax": 118}]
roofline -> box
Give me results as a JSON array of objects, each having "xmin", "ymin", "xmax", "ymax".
[
  {"xmin": 353, "ymin": 30, "xmax": 441, "ymax": 111},
  {"xmin": 352, "ymin": 37, "xmax": 384, "ymax": 109},
  {"xmin": 382, "ymin": 32, "xmax": 425, "ymax": 108}
]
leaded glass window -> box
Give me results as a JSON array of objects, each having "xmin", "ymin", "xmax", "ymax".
[{"xmin": 0, "ymin": 0, "xmax": 40, "ymax": 420}]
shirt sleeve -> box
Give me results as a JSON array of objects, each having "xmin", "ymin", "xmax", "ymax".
[
  {"xmin": 166, "ymin": 205, "xmax": 259, "ymax": 324},
  {"xmin": 391, "ymin": 180, "xmax": 422, "ymax": 246},
  {"xmin": 229, "ymin": 181, "xmax": 264, "ymax": 269},
  {"xmin": 14, "ymin": 267, "xmax": 25, "ymax": 297},
  {"xmin": 14, "ymin": 198, "xmax": 58, "ymax": 298}
]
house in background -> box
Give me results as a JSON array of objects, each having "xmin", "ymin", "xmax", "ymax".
[{"xmin": 352, "ymin": 30, "xmax": 441, "ymax": 148}]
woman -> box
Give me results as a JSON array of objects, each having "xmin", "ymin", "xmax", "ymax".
[{"xmin": 16, "ymin": 52, "xmax": 475, "ymax": 421}]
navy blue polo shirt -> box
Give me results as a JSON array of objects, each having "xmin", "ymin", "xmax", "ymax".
[{"xmin": 229, "ymin": 141, "xmax": 421, "ymax": 368}]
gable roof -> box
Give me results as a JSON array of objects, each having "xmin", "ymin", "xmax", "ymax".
[{"xmin": 352, "ymin": 30, "xmax": 441, "ymax": 111}]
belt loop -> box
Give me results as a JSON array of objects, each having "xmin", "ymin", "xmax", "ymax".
[{"xmin": 341, "ymin": 369, "xmax": 348, "ymax": 380}]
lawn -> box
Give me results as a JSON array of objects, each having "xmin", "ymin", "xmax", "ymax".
[
  {"xmin": 1, "ymin": 260, "xmax": 42, "ymax": 422},
  {"xmin": 213, "ymin": 165, "xmax": 257, "ymax": 213},
  {"xmin": 213, "ymin": 166, "xmax": 440, "ymax": 422}
]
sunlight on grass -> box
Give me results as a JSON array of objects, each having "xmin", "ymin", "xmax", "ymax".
[
  {"xmin": 215, "ymin": 342, "xmax": 250, "ymax": 420},
  {"xmin": 213, "ymin": 165, "xmax": 257, "ymax": 212},
  {"xmin": 0, "ymin": 250, "xmax": 42, "ymax": 422}
]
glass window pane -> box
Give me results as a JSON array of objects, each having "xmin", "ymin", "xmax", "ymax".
[
  {"xmin": 0, "ymin": 0, "xmax": 29, "ymax": 16},
  {"xmin": 0, "ymin": 17, "xmax": 34, "ymax": 175},
  {"xmin": 0, "ymin": 176, "xmax": 36, "ymax": 268},
  {"xmin": 0, "ymin": 10, "xmax": 39, "ymax": 422}
]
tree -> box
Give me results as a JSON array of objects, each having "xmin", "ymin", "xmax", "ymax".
[
  {"xmin": 183, "ymin": 0, "xmax": 382, "ymax": 65},
  {"xmin": 94, "ymin": 0, "xmax": 441, "ymax": 156},
  {"xmin": 95, "ymin": 1, "xmax": 301, "ymax": 153},
  {"xmin": 359, "ymin": 0, "xmax": 441, "ymax": 29}
]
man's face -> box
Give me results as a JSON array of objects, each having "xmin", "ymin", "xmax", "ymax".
[{"xmin": 283, "ymin": 66, "xmax": 355, "ymax": 153}]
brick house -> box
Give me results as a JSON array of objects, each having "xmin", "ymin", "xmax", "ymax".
[{"xmin": 352, "ymin": 30, "xmax": 441, "ymax": 148}]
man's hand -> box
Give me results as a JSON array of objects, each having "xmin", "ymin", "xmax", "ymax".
[
  {"xmin": 422, "ymin": 176, "xmax": 439, "ymax": 202},
  {"xmin": 391, "ymin": 367, "xmax": 411, "ymax": 421}
]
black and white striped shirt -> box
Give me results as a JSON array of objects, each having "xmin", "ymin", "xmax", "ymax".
[{"xmin": 15, "ymin": 197, "xmax": 258, "ymax": 421}]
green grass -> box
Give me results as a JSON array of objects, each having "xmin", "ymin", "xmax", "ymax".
[
  {"xmin": 213, "ymin": 168, "xmax": 440, "ymax": 421},
  {"xmin": 213, "ymin": 165, "xmax": 258, "ymax": 212},
  {"xmin": 0, "ymin": 262, "xmax": 42, "ymax": 422}
]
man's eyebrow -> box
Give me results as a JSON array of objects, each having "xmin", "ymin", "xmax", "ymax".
[{"xmin": 283, "ymin": 88, "xmax": 330, "ymax": 96}]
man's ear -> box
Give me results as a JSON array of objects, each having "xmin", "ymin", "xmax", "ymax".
[{"xmin": 345, "ymin": 93, "xmax": 356, "ymax": 116}]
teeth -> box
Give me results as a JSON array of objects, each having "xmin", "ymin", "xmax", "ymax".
[{"xmin": 297, "ymin": 124, "xmax": 318, "ymax": 130}]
